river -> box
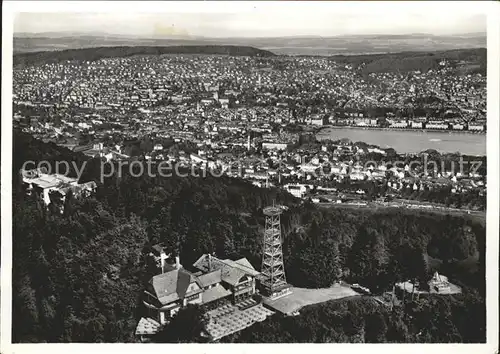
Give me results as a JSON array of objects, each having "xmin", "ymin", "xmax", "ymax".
[{"xmin": 316, "ymin": 127, "xmax": 486, "ymax": 156}]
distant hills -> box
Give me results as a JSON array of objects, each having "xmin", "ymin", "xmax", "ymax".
[
  {"xmin": 12, "ymin": 32, "xmax": 487, "ymax": 75},
  {"xmin": 330, "ymin": 48, "xmax": 487, "ymax": 75},
  {"xmin": 14, "ymin": 32, "xmax": 486, "ymax": 56},
  {"xmin": 13, "ymin": 44, "xmax": 486, "ymax": 76},
  {"xmin": 13, "ymin": 45, "xmax": 276, "ymax": 67}
]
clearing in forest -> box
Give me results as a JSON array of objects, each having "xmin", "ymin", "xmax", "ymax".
[{"xmin": 263, "ymin": 283, "xmax": 360, "ymax": 315}]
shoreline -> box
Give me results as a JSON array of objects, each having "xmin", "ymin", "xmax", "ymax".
[
  {"xmin": 316, "ymin": 125, "xmax": 486, "ymax": 135},
  {"xmin": 311, "ymin": 124, "xmax": 486, "ymax": 156}
]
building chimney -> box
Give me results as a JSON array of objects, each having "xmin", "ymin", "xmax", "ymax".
[{"xmin": 175, "ymin": 256, "xmax": 181, "ymax": 269}]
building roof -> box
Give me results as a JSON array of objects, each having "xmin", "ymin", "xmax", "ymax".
[
  {"xmin": 220, "ymin": 267, "xmax": 248, "ymax": 286},
  {"xmin": 193, "ymin": 254, "xmax": 259, "ymax": 286},
  {"xmin": 23, "ymin": 172, "xmax": 80, "ymax": 190},
  {"xmin": 149, "ymin": 268, "xmax": 202, "ymax": 305},
  {"xmin": 31, "ymin": 176, "xmax": 61, "ymax": 189},
  {"xmin": 202, "ymin": 284, "xmax": 232, "ymax": 304},
  {"xmin": 193, "ymin": 254, "xmax": 215, "ymax": 273},
  {"xmin": 198, "ymin": 270, "xmax": 222, "ymax": 288},
  {"xmin": 228, "ymin": 258, "xmax": 260, "ymax": 277},
  {"xmin": 234, "ymin": 258, "xmax": 255, "ymax": 271}
]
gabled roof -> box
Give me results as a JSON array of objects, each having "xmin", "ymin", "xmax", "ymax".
[
  {"xmin": 198, "ymin": 269, "xmax": 222, "ymax": 288},
  {"xmin": 231, "ymin": 258, "xmax": 260, "ymax": 276},
  {"xmin": 193, "ymin": 254, "xmax": 259, "ymax": 286},
  {"xmin": 221, "ymin": 267, "xmax": 247, "ymax": 286},
  {"xmin": 193, "ymin": 254, "xmax": 215, "ymax": 273},
  {"xmin": 149, "ymin": 268, "xmax": 201, "ymax": 305},
  {"xmin": 234, "ymin": 258, "xmax": 254, "ymax": 270},
  {"xmin": 202, "ymin": 284, "xmax": 232, "ymax": 304}
]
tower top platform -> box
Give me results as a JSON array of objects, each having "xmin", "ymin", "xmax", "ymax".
[{"xmin": 263, "ymin": 206, "xmax": 283, "ymax": 216}]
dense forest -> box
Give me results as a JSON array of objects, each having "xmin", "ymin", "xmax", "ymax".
[
  {"xmin": 330, "ymin": 48, "xmax": 486, "ymax": 75},
  {"xmin": 12, "ymin": 131, "xmax": 485, "ymax": 343},
  {"xmin": 224, "ymin": 292, "xmax": 485, "ymax": 343},
  {"xmin": 13, "ymin": 45, "xmax": 276, "ymax": 67}
]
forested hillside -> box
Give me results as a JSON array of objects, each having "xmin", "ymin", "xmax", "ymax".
[
  {"xmin": 330, "ymin": 48, "xmax": 486, "ymax": 75},
  {"xmin": 224, "ymin": 292, "xmax": 485, "ymax": 343},
  {"xmin": 12, "ymin": 131, "xmax": 485, "ymax": 342},
  {"xmin": 13, "ymin": 45, "xmax": 276, "ymax": 67}
]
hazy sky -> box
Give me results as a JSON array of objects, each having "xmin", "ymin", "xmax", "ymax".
[{"xmin": 14, "ymin": 3, "xmax": 487, "ymax": 38}]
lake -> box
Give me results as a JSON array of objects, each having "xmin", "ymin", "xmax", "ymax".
[{"xmin": 316, "ymin": 127, "xmax": 486, "ymax": 156}]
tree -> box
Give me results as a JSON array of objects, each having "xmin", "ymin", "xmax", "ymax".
[
  {"xmin": 347, "ymin": 226, "xmax": 389, "ymax": 291},
  {"xmin": 343, "ymin": 312, "xmax": 364, "ymax": 337},
  {"xmin": 364, "ymin": 312, "xmax": 388, "ymax": 343},
  {"xmin": 153, "ymin": 305, "xmax": 209, "ymax": 343}
]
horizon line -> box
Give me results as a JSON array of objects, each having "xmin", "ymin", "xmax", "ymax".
[{"xmin": 13, "ymin": 30, "xmax": 487, "ymax": 39}]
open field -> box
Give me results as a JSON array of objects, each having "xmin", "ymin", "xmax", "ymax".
[{"xmin": 263, "ymin": 284, "xmax": 359, "ymax": 315}]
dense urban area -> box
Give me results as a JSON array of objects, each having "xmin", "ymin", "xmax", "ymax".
[{"xmin": 12, "ymin": 45, "xmax": 486, "ymax": 344}]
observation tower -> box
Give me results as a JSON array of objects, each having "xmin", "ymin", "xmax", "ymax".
[{"xmin": 260, "ymin": 203, "xmax": 292, "ymax": 299}]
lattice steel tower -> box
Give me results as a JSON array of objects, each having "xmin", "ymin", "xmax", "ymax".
[{"xmin": 261, "ymin": 203, "xmax": 289, "ymax": 297}]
